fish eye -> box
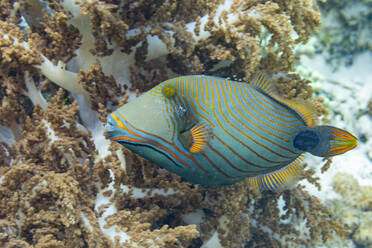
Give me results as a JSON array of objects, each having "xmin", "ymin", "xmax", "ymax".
[{"xmin": 175, "ymin": 104, "xmax": 187, "ymax": 117}]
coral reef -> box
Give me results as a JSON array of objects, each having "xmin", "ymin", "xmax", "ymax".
[
  {"xmin": 330, "ymin": 173, "xmax": 372, "ymax": 247},
  {"xmin": 0, "ymin": 0, "xmax": 345, "ymax": 247},
  {"xmin": 317, "ymin": 0, "xmax": 372, "ymax": 68}
]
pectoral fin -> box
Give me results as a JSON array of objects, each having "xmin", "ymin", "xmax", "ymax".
[{"xmin": 188, "ymin": 123, "xmax": 212, "ymax": 153}]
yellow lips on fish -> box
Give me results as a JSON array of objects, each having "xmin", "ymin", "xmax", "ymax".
[{"xmin": 105, "ymin": 74, "xmax": 358, "ymax": 191}]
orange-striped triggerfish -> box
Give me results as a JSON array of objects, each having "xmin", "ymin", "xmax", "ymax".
[{"xmin": 105, "ymin": 74, "xmax": 357, "ymax": 191}]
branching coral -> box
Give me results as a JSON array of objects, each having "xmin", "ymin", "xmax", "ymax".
[{"xmin": 0, "ymin": 0, "xmax": 343, "ymax": 247}]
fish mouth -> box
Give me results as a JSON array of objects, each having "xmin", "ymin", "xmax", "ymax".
[{"xmin": 104, "ymin": 115, "xmax": 116, "ymax": 133}]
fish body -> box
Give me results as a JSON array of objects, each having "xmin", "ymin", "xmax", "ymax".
[{"xmin": 105, "ymin": 75, "xmax": 357, "ymax": 191}]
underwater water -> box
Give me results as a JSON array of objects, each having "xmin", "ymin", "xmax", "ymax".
[{"xmin": 0, "ymin": 0, "xmax": 371, "ymax": 247}]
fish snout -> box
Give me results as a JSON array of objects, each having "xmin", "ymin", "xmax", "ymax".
[{"xmin": 104, "ymin": 115, "xmax": 117, "ymax": 133}]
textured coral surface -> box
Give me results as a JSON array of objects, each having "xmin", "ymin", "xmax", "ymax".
[
  {"xmin": 317, "ymin": 0, "xmax": 372, "ymax": 68},
  {"xmin": 0, "ymin": 0, "xmax": 350, "ymax": 247}
]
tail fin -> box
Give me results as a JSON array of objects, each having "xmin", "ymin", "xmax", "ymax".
[{"xmin": 293, "ymin": 125, "xmax": 357, "ymax": 157}]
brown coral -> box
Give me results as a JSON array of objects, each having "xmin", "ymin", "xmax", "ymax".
[
  {"xmin": 0, "ymin": 92, "xmax": 105, "ymax": 247},
  {"xmin": 0, "ymin": 21, "xmax": 42, "ymax": 96},
  {"xmin": 61, "ymin": 0, "xmax": 322, "ymax": 93},
  {"xmin": 77, "ymin": 60, "xmax": 125, "ymax": 111}
]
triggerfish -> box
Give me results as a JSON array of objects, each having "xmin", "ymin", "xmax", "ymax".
[{"xmin": 105, "ymin": 74, "xmax": 357, "ymax": 191}]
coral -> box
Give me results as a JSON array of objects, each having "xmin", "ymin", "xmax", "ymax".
[
  {"xmin": 330, "ymin": 173, "xmax": 372, "ymax": 246},
  {"xmin": 77, "ymin": 60, "xmax": 125, "ymax": 111},
  {"xmin": 273, "ymin": 73, "xmax": 314, "ymax": 100},
  {"xmin": 317, "ymin": 0, "xmax": 372, "ymax": 68},
  {"xmin": 0, "ymin": 0, "xmax": 343, "ymax": 247},
  {"xmin": 368, "ymin": 97, "xmax": 372, "ymax": 117}
]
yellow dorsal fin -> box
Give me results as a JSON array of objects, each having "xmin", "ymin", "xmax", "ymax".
[
  {"xmin": 247, "ymin": 154, "xmax": 305, "ymax": 192},
  {"xmin": 251, "ymin": 73, "xmax": 317, "ymax": 127},
  {"xmin": 251, "ymin": 73, "xmax": 277, "ymax": 95}
]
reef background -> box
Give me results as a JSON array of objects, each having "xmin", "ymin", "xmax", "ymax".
[{"xmin": 0, "ymin": 0, "xmax": 370, "ymax": 247}]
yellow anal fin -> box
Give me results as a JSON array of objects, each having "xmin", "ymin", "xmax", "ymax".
[
  {"xmin": 247, "ymin": 154, "xmax": 305, "ymax": 192},
  {"xmin": 189, "ymin": 123, "xmax": 212, "ymax": 153}
]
